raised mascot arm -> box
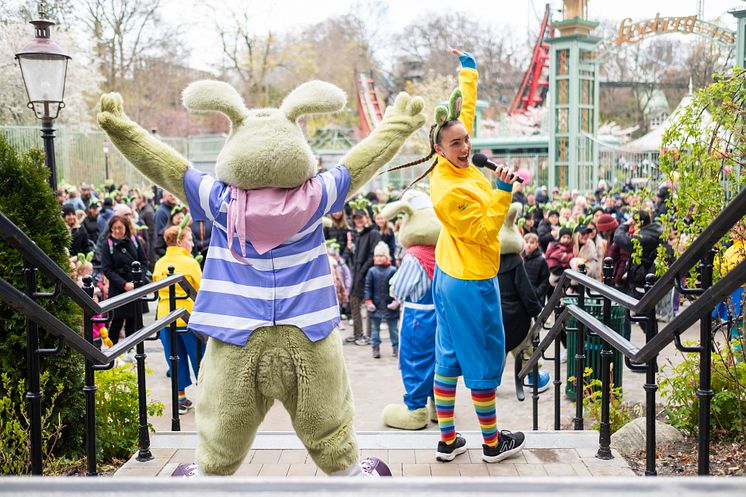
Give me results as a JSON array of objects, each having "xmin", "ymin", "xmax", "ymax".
[
  {"xmin": 343, "ymin": 92, "xmax": 425, "ymax": 197},
  {"xmin": 97, "ymin": 93, "xmax": 190, "ymax": 200}
]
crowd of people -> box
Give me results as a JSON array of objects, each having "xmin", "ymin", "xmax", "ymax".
[{"xmin": 56, "ymin": 171, "xmax": 678, "ymax": 414}]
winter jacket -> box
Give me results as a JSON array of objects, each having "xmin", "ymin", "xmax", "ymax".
[
  {"xmin": 100, "ymin": 235, "xmax": 149, "ymax": 319},
  {"xmin": 522, "ymin": 248, "xmax": 551, "ymax": 302},
  {"xmin": 324, "ymin": 222, "xmax": 351, "ymax": 263},
  {"xmin": 83, "ymin": 215, "xmax": 100, "ymax": 245},
  {"xmin": 350, "ymin": 224, "xmax": 381, "ymax": 297},
  {"xmin": 616, "ymin": 221, "xmax": 665, "ymax": 292},
  {"xmin": 69, "ymin": 225, "xmax": 91, "ymax": 256},
  {"xmin": 545, "ymin": 241, "xmax": 573, "ymax": 274},
  {"xmin": 608, "ymin": 224, "xmax": 632, "ymax": 286},
  {"xmin": 575, "ymin": 238, "xmax": 600, "ymax": 280},
  {"xmin": 537, "ymin": 220, "xmax": 558, "ymax": 252},
  {"xmin": 497, "ymin": 253, "xmax": 542, "ymax": 352},
  {"xmin": 364, "ymin": 264, "xmax": 398, "ymax": 319}
]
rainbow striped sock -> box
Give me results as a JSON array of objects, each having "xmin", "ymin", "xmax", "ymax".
[
  {"xmin": 178, "ymin": 391, "xmax": 186, "ymax": 404},
  {"xmin": 471, "ymin": 388, "xmax": 498, "ymax": 447},
  {"xmin": 434, "ymin": 374, "xmax": 458, "ymax": 444}
]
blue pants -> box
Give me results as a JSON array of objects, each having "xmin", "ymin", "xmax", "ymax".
[
  {"xmin": 370, "ymin": 316, "xmax": 399, "ymax": 348},
  {"xmin": 160, "ymin": 327, "xmax": 205, "ymax": 392},
  {"xmin": 433, "ymin": 266, "xmax": 506, "ymax": 390},
  {"xmin": 400, "ymin": 302, "xmax": 437, "ymax": 410}
]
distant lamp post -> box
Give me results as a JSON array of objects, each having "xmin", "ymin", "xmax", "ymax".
[
  {"xmin": 15, "ymin": 8, "xmax": 70, "ymax": 191},
  {"xmin": 103, "ymin": 141, "xmax": 110, "ymax": 182}
]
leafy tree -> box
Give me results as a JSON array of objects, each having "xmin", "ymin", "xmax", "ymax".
[
  {"xmin": 0, "ymin": 134, "xmax": 85, "ymax": 460},
  {"xmin": 657, "ymin": 66, "xmax": 746, "ymax": 276}
]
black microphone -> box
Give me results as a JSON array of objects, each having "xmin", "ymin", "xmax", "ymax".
[{"xmin": 471, "ymin": 153, "xmax": 524, "ymax": 183}]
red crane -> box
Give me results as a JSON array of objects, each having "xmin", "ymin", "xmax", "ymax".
[{"xmin": 508, "ymin": 3, "xmax": 555, "ymax": 115}]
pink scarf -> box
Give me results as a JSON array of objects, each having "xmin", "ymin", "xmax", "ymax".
[
  {"xmin": 226, "ymin": 178, "xmax": 323, "ymax": 262},
  {"xmin": 407, "ymin": 245, "xmax": 436, "ymax": 280}
]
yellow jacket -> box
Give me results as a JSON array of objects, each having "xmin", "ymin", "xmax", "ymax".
[
  {"xmin": 719, "ymin": 238, "xmax": 746, "ymax": 276},
  {"xmin": 152, "ymin": 246, "xmax": 202, "ymax": 327},
  {"xmin": 430, "ymin": 67, "xmax": 512, "ymax": 280}
]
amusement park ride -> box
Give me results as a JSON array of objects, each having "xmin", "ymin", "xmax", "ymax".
[{"xmin": 357, "ymin": 0, "xmax": 746, "ymax": 191}]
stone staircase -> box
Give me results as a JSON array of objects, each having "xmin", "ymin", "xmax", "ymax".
[{"xmin": 115, "ymin": 430, "xmax": 634, "ymax": 478}]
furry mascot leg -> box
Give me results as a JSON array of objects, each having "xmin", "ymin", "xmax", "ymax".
[
  {"xmin": 196, "ymin": 327, "xmax": 358, "ymax": 475},
  {"xmin": 382, "ymin": 307, "xmax": 436, "ymax": 430}
]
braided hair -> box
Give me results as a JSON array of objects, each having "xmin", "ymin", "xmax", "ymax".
[{"xmin": 380, "ymin": 119, "xmax": 462, "ymax": 193}]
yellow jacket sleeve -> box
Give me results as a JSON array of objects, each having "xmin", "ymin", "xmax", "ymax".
[
  {"xmin": 436, "ymin": 186, "xmax": 512, "ymax": 246},
  {"xmin": 458, "ymin": 68, "xmax": 478, "ymax": 135}
]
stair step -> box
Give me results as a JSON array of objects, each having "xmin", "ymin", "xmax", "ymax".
[{"xmin": 151, "ymin": 430, "xmax": 600, "ymax": 451}]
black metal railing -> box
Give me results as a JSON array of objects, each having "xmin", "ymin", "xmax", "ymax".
[
  {"xmin": 518, "ymin": 185, "xmax": 746, "ymax": 476},
  {"xmin": 0, "ymin": 211, "xmax": 199, "ymax": 476}
]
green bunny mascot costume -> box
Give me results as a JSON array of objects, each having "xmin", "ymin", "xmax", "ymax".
[{"xmin": 98, "ymin": 80, "xmax": 425, "ymax": 476}]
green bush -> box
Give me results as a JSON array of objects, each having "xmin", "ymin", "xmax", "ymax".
[
  {"xmin": 660, "ymin": 338, "xmax": 746, "ymax": 440},
  {"xmin": 95, "ymin": 365, "xmax": 163, "ymax": 461},
  {"xmin": 0, "ymin": 372, "xmax": 65, "ymax": 475},
  {"xmin": 570, "ymin": 367, "xmax": 641, "ymax": 433},
  {"xmin": 0, "ymin": 134, "xmax": 85, "ymax": 458}
]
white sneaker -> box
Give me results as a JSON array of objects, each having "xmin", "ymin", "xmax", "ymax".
[{"xmin": 559, "ymin": 350, "xmax": 568, "ymax": 364}]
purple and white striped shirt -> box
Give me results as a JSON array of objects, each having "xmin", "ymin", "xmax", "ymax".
[{"xmin": 183, "ymin": 165, "xmax": 351, "ymax": 346}]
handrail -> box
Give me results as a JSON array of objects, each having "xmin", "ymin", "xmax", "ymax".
[
  {"xmin": 635, "ymin": 185, "xmax": 746, "ymax": 312},
  {"xmin": 519, "ymin": 305, "xmax": 640, "ymax": 378},
  {"xmin": 0, "ymin": 275, "xmax": 188, "ymax": 364},
  {"xmin": 634, "ymin": 255, "xmax": 746, "ymax": 363},
  {"xmin": 0, "ymin": 210, "xmax": 196, "ymax": 314},
  {"xmin": 519, "ymin": 254, "xmax": 746, "ymax": 378},
  {"xmin": 0, "ymin": 211, "xmax": 100, "ymax": 313},
  {"xmin": 98, "ymin": 274, "xmax": 184, "ymax": 313}
]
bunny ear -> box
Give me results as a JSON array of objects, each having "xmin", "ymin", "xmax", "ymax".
[
  {"xmin": 434, "ymin": 106, "xmax": 448, "ymax": 126},
  {"xmin": 280, "ymin": 80, "xmax": 346, "ymax": 122},
  {"xmin": 506, "ymin": 202, "xmax": 522, "ymax": 226},
  {"xmin": 380, "ymin": 200, "xmax": 413, "ymax": 222},
  {"xmin": 448, "ymin": 88, "xmax": 463, "ymax": 121},
  {"xmin": 183, "ymin": 80, "xmax": 250, "ymax": 128}
]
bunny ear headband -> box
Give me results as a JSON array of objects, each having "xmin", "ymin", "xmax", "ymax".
[
  {"xmin": 432, "ymin": 88, "xmax": 462, "ymax": 146},
  {"xmin": 177, "ymin": 213, "xmax": 191, "ymax": 239}
]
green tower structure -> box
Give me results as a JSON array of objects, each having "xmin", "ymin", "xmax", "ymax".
[
  {"xmin": 548, "ymin": 1, "xmax": 600, "ymax": 192},
  {"xmin": 733, "ymin": 6, "xmax": 746, "ymax": 69}
]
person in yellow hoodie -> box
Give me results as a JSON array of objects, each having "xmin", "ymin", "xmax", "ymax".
[
  {"xmin": 427, "ymin": 49, "xmax": 525, "ymax": 464},
  {"xmin": 153, "ymin": 221, "xmax": 204, "ymax": 414},
  {"xmin": 713, "ymin": 221, "xmax": 746, "ymax": 358}
]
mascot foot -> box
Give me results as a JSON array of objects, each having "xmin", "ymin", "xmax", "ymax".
[
  {"xmin": 428, "ymin": 397, "xmax": 438, "ymax": 423},
  {"xmin": 171, "ymin": 463, "xmax": 198, "ymax": 477},
  {"xmin": 382, "ymin": 404, "xmax": 429, "ymax": 430},
  {"xmin": 361, "ymin": 457, "xmax": 392, "ymax": 478}
]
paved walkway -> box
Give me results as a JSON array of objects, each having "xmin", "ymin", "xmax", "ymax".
[{"xmin": 114, "ymin": 308, "xmax": 700, "ymax": 477}]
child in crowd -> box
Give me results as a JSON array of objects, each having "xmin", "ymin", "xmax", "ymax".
[
  {"xmin": 327, "ymin": 242, "xmax": 351, "ymax": 330},
  {"xmin": 364, "ymin": 241, "xmax": 399, "ymax": 359},
  {"xmin": 521, "ymin": 233, "xmax": 550, "ymax": 305},
  {"xmin": 152, "ymin": 224, "xmax": 203, "ymax": 414},
  {"xmin": 73, "ymin": 255, "xmax": 112, "ymax": 349},
  {"xmin": 545, "ymin": 227, "xmax": 574, "ymax": 288}
]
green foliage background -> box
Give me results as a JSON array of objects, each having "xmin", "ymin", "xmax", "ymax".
[
  {"xmin": 656, "ymin": 67, "xmax": 746, "ymax": 278},
  {"xmin": 0, "ymin": 134, "xmax": 85, "ymax": 460}
]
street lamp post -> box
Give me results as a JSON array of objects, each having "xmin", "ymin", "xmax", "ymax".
[
  {"xmin": 103, "ymin": 141, "xmax": 110, "ymax": 182},
  {"xmin": 15, "ymin": 8, "xmax": 70, "ymax": 191}
]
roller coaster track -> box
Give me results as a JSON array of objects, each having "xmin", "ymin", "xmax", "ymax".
[
  {"xmin": 355, "ymin": 71, "xmax": 384, "ymax": 136},
  {"xmin": 508, "ymin": 3, "xmax": 555, "ymax": 115}
]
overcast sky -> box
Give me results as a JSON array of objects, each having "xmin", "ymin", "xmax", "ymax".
[{"xmin": 159, "ymin": 0, "xmax": 744, "ymax": 72}]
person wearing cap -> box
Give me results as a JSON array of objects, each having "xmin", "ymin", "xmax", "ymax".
[
  {"xmin": 536, "ymin": 186, "xmax": 549, "ymax": 204},
  {"xmin": 364, "ymin": 241, "xmax": 399, "ymax": 359},
  {"xmin": 62, "ymin": 204, "xmax": 91, "ymax": 255},
  {"xmin": 83, "ymin": 200, "xmax": 101, "ymax": 245},
  {"xmin": 97, "ymin": 196, "xmax": 115, "ymax": 234},
  {"xmin": 348, "ymin": 209, "xmax": 381, "ymax": 345}
]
